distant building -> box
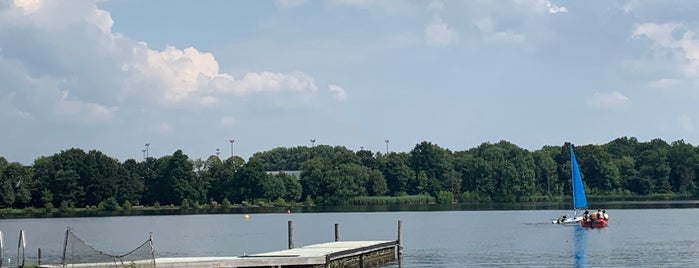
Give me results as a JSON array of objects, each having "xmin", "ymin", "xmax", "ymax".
[{"xmin": 266, "ymin": 170, "xmax": 302, "ymax": 179}]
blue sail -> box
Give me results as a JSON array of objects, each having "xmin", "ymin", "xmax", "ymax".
[{"xmin": 570, "ymin": 147, "xmax": 588, "ymax": 210}]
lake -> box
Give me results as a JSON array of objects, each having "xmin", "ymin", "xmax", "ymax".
[{"xmin": 1, "ymin": 207, "xmax": 699, "ymax": 267}]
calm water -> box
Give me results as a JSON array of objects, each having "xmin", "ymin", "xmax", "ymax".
[{"xmin": 1, "ymin": 208, "xmax": 699, "ymax": 267}]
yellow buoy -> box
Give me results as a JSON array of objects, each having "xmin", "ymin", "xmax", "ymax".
[{"xmin": 244, "ymin": 214, "xmax": 250, "ymax": 220}]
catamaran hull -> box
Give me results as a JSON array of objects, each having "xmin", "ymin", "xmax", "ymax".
[
  {"xmin": 552, "ymin": 216, "xmax": 583, "ymax": 224},
  {"xmin": 580, "ymin": 219, "xmax": 608, "ymax": 228}
]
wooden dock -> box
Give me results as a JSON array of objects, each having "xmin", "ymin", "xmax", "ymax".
[
  {"xmin": 42, "ymin": 240, "xmax": 399, "ymax": 268},
  {"xmin": 37, "ymin": 220, "xmax": 403, "ymax": 268},
  {"xmin": 156, "ymin": 240, "xmax": 399, "ymax": 268}
]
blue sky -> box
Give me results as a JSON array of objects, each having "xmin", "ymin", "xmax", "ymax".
[{"xmin": 2, "ymin": 0, "xmax": 699, "ymax": 164}]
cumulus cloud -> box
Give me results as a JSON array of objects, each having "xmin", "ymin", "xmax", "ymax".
[
  {"xmin": 476, "ymin": 17, "xmax": 526, "ymax": 43},
  {"xmin": 0, "ymin": 92, "xmax": 32, "ymax": 120},
  {"xmin": 425, "ymin": 16, "xmax": 458, "ymax": 47},
  {"xmin": 633, "ymin": 23, "xmax": 699, "ymax": 78},
  {"xmin": 0, "ymin": 0, "xmax": 328, "ymax": 126},
  {"xmin": 648, "ymin": 78, "xmax": 681, "ymax": 88},
  {"xmin": 588, "ymin": 91, "xmax": 631, "ymax": 111},
  {"xmin": 621, "ymin": 1, "xmax": 635, "ymax": 14},
  {"xmin": 545, "ymin": 1, "xmax": 567, "ymax": 13},
  {"xmin": 488, "ymin": 31, "xmax": 526, "ymax": 43},
  {"xmin": 678, "ymin": 114, "xmax": 694, "ymax": 132},
  {"xmin": 328, "ymin": 84, "xmax": 347, "ymax": 101},
  {"xmin": 54, "ymin": 90, "xmax": 118, "ymax": 122},
  {"xmin": 12, "ymin": 0, "xmax": 42, "ymax": 14},
  {"xmin": 514, "ymin": 0, "xmax": 567, "ymax": 14},
  {"xmin": 331, "ymin": 0, "xmax": 410, "ymax": 12},
  {"xmin": 427, "ymin": 0, "xmax": 444, "ymax": 12}
]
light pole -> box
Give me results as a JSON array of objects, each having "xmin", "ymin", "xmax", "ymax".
[
  {"xmin": 216, "ymin": 148, "xmax": 220, "ymax": 158},
  {"xmin": 145, "ymin": 143, "xmax": 151, "ymax": 159},
  {"xmin": 385, "ymin": 140, "xmax": 389, "ymax": 154},
  {"xmin": 310, "ymin": 139, "xmax": 316, "ymax": 147},
  {"xmin": 229, "ymin": 139, "xmax": 235, "ymax": 157},
  {"xmin": 141, "ymin": 149, "xmax": 146, "ymax": 161}
]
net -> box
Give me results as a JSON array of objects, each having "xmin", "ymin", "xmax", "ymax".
[{"xmin": 61, "ymin": 228, "xmax": 155, "ymax": 268}]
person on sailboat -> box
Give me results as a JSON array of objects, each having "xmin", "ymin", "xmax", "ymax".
[
  {"xmin": 602, "ymin": 210, "xmax": 609, "ymax": 220},
  {"xmin": 583, "ymin": 209, "xmax": 589, "ymax": 221},
  {"xmin": 556, "ymin": 214, "xmax": 568, "ymax": 224}
]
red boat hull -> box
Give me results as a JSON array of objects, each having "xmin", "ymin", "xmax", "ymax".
[{"xmin": 580, "ymin": 219, "xmax": 608, "ymax": 228}]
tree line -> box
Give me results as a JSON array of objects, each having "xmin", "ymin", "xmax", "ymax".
[{"xmin": 0, "ymin": 136, "xmax": 697, "ymax": 209}]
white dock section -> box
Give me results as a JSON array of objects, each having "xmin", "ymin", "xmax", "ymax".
[{"xmin": 46, "ymin": 240, "xmax": 399, "ymax": 268}]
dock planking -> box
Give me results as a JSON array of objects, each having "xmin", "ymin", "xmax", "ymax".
[
  {"xmin": 38, "ymin": 220, "xmax": 403, "ymax": 268},
  {"xmin": 44, "ymin": 240, "xmax": 399, "ymax": 268}
]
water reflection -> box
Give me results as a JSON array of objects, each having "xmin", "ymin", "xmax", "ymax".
[{"xmin": 574, "ymin": 226, "xmax": 586, "ymax": 268}]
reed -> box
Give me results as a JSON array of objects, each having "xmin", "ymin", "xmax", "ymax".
[{"xmin": 346, "ymin": 195, "xmax": 435, "ymax": 205}]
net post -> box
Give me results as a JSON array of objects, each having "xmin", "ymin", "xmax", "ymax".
[
  {"xmin": 17, "ymin": 230, "xmax": 25, "ymax": 267},
  {"xmin": 1, "ymin": 230, "xmax": 4, "ymax": 268},
  {"xmin": 334, "ymin": 223, "xmax": 339, "ymax": 242},
  {"xmin": 62, "ymin": 227, "xmax": 70, "ymax": 267},
  {"xmin": 288, "ymin": 220, "xmax": 294, "ymax": 249},
  {"xmin": 149, "ymin": 232, "xmax": 156, "ymax": 268},
  {"xmin": 397, "ymin": 220, "xmax": 403, "ymax": 257}
]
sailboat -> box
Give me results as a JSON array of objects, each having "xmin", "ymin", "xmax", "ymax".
[{"xmin": 552, "ymin": 145, "xmax": 588, "ymax": 225}]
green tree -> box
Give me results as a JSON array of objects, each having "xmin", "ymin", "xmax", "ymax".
[
  {"xmin": 379, "ymin": 153, "xmax": 414, "ymax": 195},
  {"xmin": 532, "ymin": 147, "xmax": 560, "ymax": 196},
  {"xmin": 409, "ymin": 141, "xmax": 456, "ymax": 195},
  {"xmin": 280, "ymin": 173, "xmax": 302, "ymax": 202},
  {"xmin": 667, "ymin": 140, "xmax": 698, "ymax": 194},
  {"xmin": 232, "ymin": 161, "xmax": 267, "ymax": 202},
  {"xmin": 209, "ymin": 156, "xmax": 244, "ymax": 202},
  {"xmin": 168, "ymin": 150, "xmax": 200, "ymax": 204},
  {"xmin": 0, "ymin": 162, "xmax": 32, "ymax": 208},
  {"xmin": 637, "ymin": 147, "xmax": 671, "ymax": 193},
  {"xmin": 366, "ymin": 168, "xmax": 388, "ymax": 196},
  {"xmin": 261, "ymin": 174, "xmax": 285, "ymax": 201},
  {"xmin": 120, "ymin": 159, "xmax": 145, "ymax": 205}
]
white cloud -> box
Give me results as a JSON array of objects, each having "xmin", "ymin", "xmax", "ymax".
[
  {"xmin": 678, "ymin": 114, "xmax": 694, "ymax": 132},
  {"xmin": 129, "ymin": 44, "xmax": 320, "ymax": 105},
  {"xmin": 633, "ymin": 23, "xmax": 699, "ymax": 78},
  {"xmin": 54, "ymin": 92, "xmax": 118, "ymax": 122},
  {"xmin": 488, "ymin": 31, "xmax": 526, "ymax": 43},
  {"xmin": 545, "ymin": 1, "xmax": 567, "ymax": 14},
  {"xmin": 588, "ymin": 91, "xmax": 631, "ymax": 111},
  {"xmin": 427, "ymin": 0, "xmax": 444, "ymax": 12},
  {"xmin": 0, "ymin": 91, "xmax": 32, "ymax": 120},
  {"xmin": 514, "ymin": 0, "xmax": 567, "ymax": 14},
  {"xmin": 476, "ymin": 18, "xmax": 494, "ymax": 33},
  {"xmin": 12, "ymin": 0, "xmax": 42, "ymax": 14},
  {"xmin": 425, "ymin": 16, "xmax": 458, "ymax": 47},
  {"xmin": 86, "ymin": 7, "xmax": 113, "ymax": 34},
  {"xmin": 476, "ymin": 17, "xmax": 525, "ymax": 43},
  {"xmin": 1, "ymin": 0, "xmax": 329, "ymax": 127},
  {"xmin": 622, "ymin": 1, "xmax": 634, "ymax": 14},
  {"xmin": 331, "ymin": 0, "xmax": 411, "ymax": 12},
  {"xmin": 328, "ymin": 84, "xmax": 347, "ymax": 101},
  {"xmin": 648, "ymin": 78, "xmax": 680, "ymax": 88}
]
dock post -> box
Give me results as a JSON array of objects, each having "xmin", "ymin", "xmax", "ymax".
[
  {"xmin": 397, "ymin": 220, "xmax": 403, "ymax": 257},
  {"xmin": 334, "ymin": 223, "xmax": 339, "ymax": 241},
  {"xmin": 38, "ymin": 248, "xmax": 41, "ymax": 266},
  {"xmin": 288, "ymin": 220, "xmax": 294, "ymax": 249}
]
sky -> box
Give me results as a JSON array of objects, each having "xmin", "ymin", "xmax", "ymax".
[{"xmin": 2, "ymin": 0, "xmax": 699, "ymax": 164}]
